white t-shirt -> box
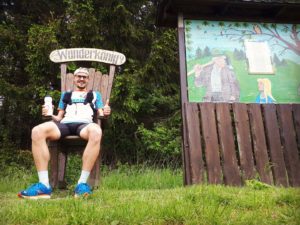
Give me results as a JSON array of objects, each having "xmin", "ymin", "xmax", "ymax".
[
  {"xmin": 58, "ymin": 91, "xmax": 103, "ymax": 124},
  {"xmin": 210, "ymin": 64, "xmax": 222, "ymax": 92}
]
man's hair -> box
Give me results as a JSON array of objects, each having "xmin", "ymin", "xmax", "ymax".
[{"xmin": 74, "ymin": 67, "xmax": 89, "ymax": 76}]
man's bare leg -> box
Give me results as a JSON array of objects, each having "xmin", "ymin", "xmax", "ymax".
[
  {"xmin": 72, "ymin": 123, "xmax": 102, "ymax": 197},
  {"xmin": 79, "ymin": 123, "xmax": 102, "ymax": 172},
  {"xmin": 31, "ymin": 121, "xmax": 61, "ymax": 171},
  {"xmin": 18, "ymin": 121, "xmax": 61, "ymax": 199}
]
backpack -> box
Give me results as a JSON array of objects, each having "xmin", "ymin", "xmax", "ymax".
[{"xmin": 62, "ymin": 90, "xmax": 97, "ymax": 116}]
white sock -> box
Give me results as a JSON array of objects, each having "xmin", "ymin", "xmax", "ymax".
[
  {"xmin": 38, "ymin": 170, "xmax": 50, "ymax": 188},
  {"xmin": 78, "ymin": 170, "xmax": 90, "ymax": 184}
]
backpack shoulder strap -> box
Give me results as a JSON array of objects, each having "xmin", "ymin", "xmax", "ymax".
[
  {"xmin": 84, "ymin": 90, "xmax": 94, "ymax": 105},
  {"xmin": 62, "ymin": 91, "xmax": 72, "ymax": 110},
  {"xmin": 84, "ymin": 90, "xmax": 97, "ymax": 113}
]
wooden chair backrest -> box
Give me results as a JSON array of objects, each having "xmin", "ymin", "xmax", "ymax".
[{"xmin": 60, "ymin": 63, "xmax": 116, "ymax": 104}]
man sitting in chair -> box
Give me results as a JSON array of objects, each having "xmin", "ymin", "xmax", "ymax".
[{"xmin": 18, "ymin": 67, "xmax": 111, "ymax": 199}]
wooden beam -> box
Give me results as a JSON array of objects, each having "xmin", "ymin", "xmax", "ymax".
[{"xmin": 178, "ymin": 13, "xmax": 191, "ymax": 185}]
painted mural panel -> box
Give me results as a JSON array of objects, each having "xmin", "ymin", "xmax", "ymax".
[{"xmin": 185, "ymin": 20, "xmax": 300, "ymax": 103}]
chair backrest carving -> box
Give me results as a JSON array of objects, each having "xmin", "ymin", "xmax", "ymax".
[
  {"xmin": 50, "ymin": 48, "xmax": 126, "ymax": 104},
  {"xmin": 60, "ymin": 64, "xmax": 115, "ymax": 105}
]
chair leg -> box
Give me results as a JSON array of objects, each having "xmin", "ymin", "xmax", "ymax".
[
  {"xmin": 57, "ymin": 151, "xmax": 68, "ymax": 189},
  {"xmin": 88, "ymin": 154, "xmax": 101, "ymax": 188},
  {"xmin": 49, "ymin": 141, "xmax": 59, "ymax": 188}
]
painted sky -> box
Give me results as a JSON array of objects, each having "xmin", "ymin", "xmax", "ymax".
[{"xmin": 186, "ymin": 20, "xmax": 299, "ymax": 64}]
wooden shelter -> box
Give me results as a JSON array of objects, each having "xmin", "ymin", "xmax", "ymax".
[{"xmin": 156, "ymin": 0, "xmax": 300, "ymax": 187}]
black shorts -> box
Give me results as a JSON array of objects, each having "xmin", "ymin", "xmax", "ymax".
[{"xmin": 54, "ymin": 122, "xmax": 89, "ymax": 139}]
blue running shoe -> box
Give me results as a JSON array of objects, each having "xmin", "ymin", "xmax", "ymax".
[
  {"xmin": 18, "ymin": 182, "xmax": 52, "ymax": 199},
  {"xmin": 74, "ymin": 183, "xmax": 92, "ymax": 198}
]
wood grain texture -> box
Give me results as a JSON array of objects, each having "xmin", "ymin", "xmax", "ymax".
[{"xmin": 216, "ymin": 103, "xmax": 241, "ymax": 186}]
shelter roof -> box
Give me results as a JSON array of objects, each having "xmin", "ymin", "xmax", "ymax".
[{"xmin": 156, "ymin": 0, "xmax": 300, "ymax": 27}]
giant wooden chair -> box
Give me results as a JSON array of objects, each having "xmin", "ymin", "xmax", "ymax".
[{"xmin": 48, "ymin": 48, "xmax": 126, "ymax": 188}]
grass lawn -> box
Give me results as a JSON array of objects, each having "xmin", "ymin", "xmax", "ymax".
[{"xmin": 0, "ymin": 167, "xmax": 299, "ymax": 225}]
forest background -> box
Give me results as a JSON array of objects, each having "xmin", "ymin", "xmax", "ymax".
[{"xmin": 0, "ymin": 0, "xmax": 182, "ymax": 169}]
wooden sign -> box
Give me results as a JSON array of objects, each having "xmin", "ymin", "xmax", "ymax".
[
  {"xmin": 49, "ymin": 48, "xmax": 126, "ymax": 65},
  {"xmin": 244, "ymin": 40, "xmax": 274, "ymax": 74}
]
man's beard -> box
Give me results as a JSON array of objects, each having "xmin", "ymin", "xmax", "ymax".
[{"xmin": 76, "ymin": 82, "xmax": 86, "ymax": 90}]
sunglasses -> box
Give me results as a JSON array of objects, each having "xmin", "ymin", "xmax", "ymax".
[{"xmin": 75, "ymin": 75, "xmax": 89, "ymax": 79}]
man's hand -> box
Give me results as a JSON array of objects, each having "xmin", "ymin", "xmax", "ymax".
[
  {"xmin": 98, "ymin": 99, "xmax": 111, "ymax": 118},
  {"xmin": 42, "ymin": 105, "xmax": 53, "ymax": 116},
  {"xmin": 103, "ymin": 99, "xmax": 111, "ymax": 116},
  {"xmin": 42, "ymin": 105, "xmax": 64, "ymax": 122}
]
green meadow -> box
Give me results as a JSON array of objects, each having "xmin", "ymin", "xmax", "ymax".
[{"xmin": 1, "ymin": 165, "xmax": 299, "ymax": 225}]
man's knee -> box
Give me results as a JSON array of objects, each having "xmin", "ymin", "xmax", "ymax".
[
  {"xmin": 87, "ymin": 125, "xmax": 102, "ymax": 143},
  {"xmin": 31, "ymin": 125, "xmax": 45, "ymax": 141},
  {"xmin": 31, "ymin": 122, "xmax": 59, "ymax": 141}
]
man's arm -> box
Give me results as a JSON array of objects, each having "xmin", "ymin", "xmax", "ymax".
[
  {"xmin": 42, "ymin": 105, "xmax": 64, "ymax": 121},
  {"xmin": 52, "ymin": 109, "xmax": 64, "ymax": 122},
  {"xmin": 95, "ymin": 91, "xmax": 111, "ymax": 117},
  {"xmin": 51, "ymin": 92, "xmax": 67, "ymax": 121}
]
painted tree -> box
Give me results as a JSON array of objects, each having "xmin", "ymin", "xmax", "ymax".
[
  {"xmin": 221, "ymin": 22, "xmax": 300, "ymax": 56},
  {"xmin": 196, "ymin": 47, "xmax": 202, "ymax": 59},
  {"xmin": 184, "ymin": 20, "xmax": 193, "ymax": 59}
]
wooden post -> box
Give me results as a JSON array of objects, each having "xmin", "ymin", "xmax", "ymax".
[
  {"xmin": 106, "ymin": 65, "xmax": 116, "ymax": 101},
  {"xmin": 60, "ymin": 63, "xmax": 67, "ymax": 91},
  {"xmin": 178, "ymin": 13, "xmax": 191, "ymax": 185}
]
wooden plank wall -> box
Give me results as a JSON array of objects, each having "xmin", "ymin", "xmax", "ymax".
[{"xmin": 184, "ymin": 103, "xmax": 300, "ymax": 187}]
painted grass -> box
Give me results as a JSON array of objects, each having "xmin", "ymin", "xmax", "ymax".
[
  {"xmin": 1, "ymin": 167, "xmax": 299, "ymax": 225},
  {"xmin": 187, "ymin": 54, "xmax": 300, "ymax": 103}
]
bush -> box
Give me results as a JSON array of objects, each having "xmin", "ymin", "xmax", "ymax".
[
  {"xmin": 136, "ymin": 111, "xmax": 182, "ymax": 167},
  {"xmin": 0, "ymin": 143, "xmax": 34, "ymax": 176}
]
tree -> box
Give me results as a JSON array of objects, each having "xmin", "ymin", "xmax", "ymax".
[{"xmin": 0, "ymin": 0, "xmax": 181, "ymax": 166}]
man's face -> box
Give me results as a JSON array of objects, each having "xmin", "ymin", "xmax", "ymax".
[
  {"xmin": 215, "ymin": 57, "xmax": 226, "ymax": 68},
  {"xmin": 74, "ymin": 74, "xmax": 89, "ymax": 90}
]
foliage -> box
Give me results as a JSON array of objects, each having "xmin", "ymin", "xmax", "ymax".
[
  {"xmin": 0, "ymin": 0, "xmax": 181, "ymax": 166},
  {"xmin": 245, "ymin": 179, "xmax": 273, "ymax": 190},
  {"xmin": 136, "ymin": 111, "xmax": 181, "ymax": 166},
  {"xmin": 0, "ymin": 144, "xmax": 35, "ymax": 191},
  {"xmin": 0, "ymin": 145, "xmax": 34, "ymax": 173}
]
